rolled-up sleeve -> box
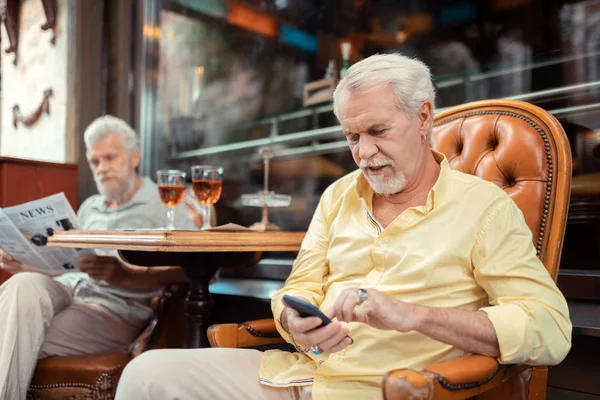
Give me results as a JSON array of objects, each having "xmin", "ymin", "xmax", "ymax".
[
  {"xmin": 472, "ymin": 198, "xmax": 572, "ymax": 365},
  {"xmin": 272, "ymin": 189, "xmax": 332, "ymax": 342}
]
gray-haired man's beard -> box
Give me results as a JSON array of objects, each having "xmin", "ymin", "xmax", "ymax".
[
  {"xmin": 95, "ymin": 170, "xmax": 137, "ymax": 204},
  {"xmin": 363, "ymin": 171, "xmax": 407, "ymax": 195},
  {"xmin": 360, "ymin": 158, "xmax": 407, "ymax": 195}
]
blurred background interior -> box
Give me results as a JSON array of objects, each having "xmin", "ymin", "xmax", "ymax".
[{"xmin": 1, "ymin": 1, "xmax": 599, "ymax": 398}]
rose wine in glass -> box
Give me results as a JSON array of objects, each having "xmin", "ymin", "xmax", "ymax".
[
  {"xmin": 158, "ymin": 185, "xmax": 185, "ymax": 207},
  {"xmin": 191, "ymin": 165, "xmax": 223, "ymax": 229},
  {"xmin": 157, "ymin": 169, "xmax": 186, "ymax": 229}
]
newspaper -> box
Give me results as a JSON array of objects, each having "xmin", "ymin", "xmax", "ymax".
[{"xmin": 0, "ymin": 193, "xmax": 94, "ymax": 275}]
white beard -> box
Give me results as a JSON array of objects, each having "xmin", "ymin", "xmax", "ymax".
[
  {"xmin": 360, "ymin": 158, "xmax": 407, "ymax": 195},
  {"xmin": 95, "ymin": 167, "xmax": 137, "ymax": 204},
  {"xmin": 363, "ymin": 168, "xmax": 407, "ymax": 195}
]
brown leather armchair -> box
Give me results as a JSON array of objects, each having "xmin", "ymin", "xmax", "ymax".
[
  {"xmin": 207, "ymin": 99, "xmax": 573, "ymax": 400},
  {"xmin": 26, "ymin": 284, "xmax": 188, "ymax": 400}
]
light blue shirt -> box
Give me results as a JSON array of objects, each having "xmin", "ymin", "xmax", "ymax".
[{"xmin": 55, "ymin": 177, "xmax": 196, "ymax": 329}]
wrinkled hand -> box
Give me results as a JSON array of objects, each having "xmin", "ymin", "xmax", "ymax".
[
  {"xmin": 78, "ymin": 255, "xmax": 134, "ymax": 285},
  {"xmin": 334, "ymin": 288, "xmax": 419, "ymax": 332},
  {"xmin": 282, "ymin": 298, "xmax": 353, "ymax": 355},
  {"xmin": 0, "ymin": 247, "xmax": 36, "ymax": 274}
]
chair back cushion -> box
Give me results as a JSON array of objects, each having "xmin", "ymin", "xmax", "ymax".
[{"xmin": 431, "ymin": 100, "xmax": 572, "ymax": 280}]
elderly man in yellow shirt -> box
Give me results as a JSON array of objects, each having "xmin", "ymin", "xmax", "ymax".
[{"xmin": 115, "ymin": 53, "xmax": 572, "ymax": 400}]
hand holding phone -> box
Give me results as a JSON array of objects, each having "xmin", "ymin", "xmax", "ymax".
[
  {"xmin": 282, "ymin": 295, "xmax": 353, "ymax": 354},
  {"xmin": 282, "ymin": 295, "xmax": 332, "ymax": 327}
]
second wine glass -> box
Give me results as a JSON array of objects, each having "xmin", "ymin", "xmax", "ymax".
[{"xmin": 191, "ymin": 165, "xmax": 223, "ymax": 229}]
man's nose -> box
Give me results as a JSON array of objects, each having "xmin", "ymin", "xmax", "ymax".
[
  {"xmin": 96, "ymin": 160, "xmax": 111, "ymax": 174},
  {"xmin": 358, "ymin": 136, "xmax": 378, "ymax": 161}
]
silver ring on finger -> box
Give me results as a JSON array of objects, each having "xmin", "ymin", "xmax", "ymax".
[
  {"xmin": 357, "ymin": 288, "xmax": 368, "ymax": 304},
  {"xmin": 311, "ymin": 345, "xmax": 321, "ymax": 355}
]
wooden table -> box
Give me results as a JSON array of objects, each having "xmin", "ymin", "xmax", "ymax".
[{"xmin": 48, "ymin": 230, "xmax": 305, "ymax": 348}]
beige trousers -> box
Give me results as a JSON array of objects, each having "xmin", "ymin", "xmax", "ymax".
[
  {"xmin": 0, "ymin": 272, "xmax": 141, "ymax": 400},
  {"xmin": 116, "ymin": 348, "xmax": 313, "ymax": 400}
]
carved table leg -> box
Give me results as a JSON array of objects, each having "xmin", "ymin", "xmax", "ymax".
[
  {"xmin": 119, "ymin": 250, "xmax": 260, "ymax": 349},
  {"xmin": 180, "ymin": 264, "xmax": 219, "ymax": 348}
]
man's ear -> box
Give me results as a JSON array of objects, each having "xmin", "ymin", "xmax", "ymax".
[
  {"xmin": 130, "ymin": 149, "xmax": 140, "ymax": 170},
  {"xmin": 418, "ymin": 101, "xmax": 433, "ymax": 142}
]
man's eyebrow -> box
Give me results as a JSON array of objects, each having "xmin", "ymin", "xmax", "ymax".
[
  {"xmin": 368, "ymin": 123, "xmax": 388, "ymax": 130},
  {"xmin": 344, "ymin": 124, "xmax": 387, "ymax": 135}
]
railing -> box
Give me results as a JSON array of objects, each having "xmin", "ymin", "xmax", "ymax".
[
  {"xmin": 435, "ymin": 50, "xmax": 600, "ymax": 88},
  {"xmin": 168, "ymin": 80, "xmax": 600, "ymax": 162}
]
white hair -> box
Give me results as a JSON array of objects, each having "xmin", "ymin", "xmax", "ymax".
[
  {"xmin": 83, "ymin": 115, "xmax": 139, "ymax": 152},
  {"xmin": 333, "ymin": 53, "xmax": 436, "ymax": 138}
]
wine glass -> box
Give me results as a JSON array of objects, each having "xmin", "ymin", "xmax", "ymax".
[
  {"xmin": 156, "ymin": 169, "xmax": 186, "ymax": 230},
  {"xmin": 191, "ymin": 165, "xmax": 223, "ymax": 230}
]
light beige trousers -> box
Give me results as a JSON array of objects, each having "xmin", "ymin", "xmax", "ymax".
[
  {"xmin": 0, "ymin": 272, "xmax": 140, "ymax": 400},
  {"xmin": 116, "ymin": 348, "xmax": 313, "ymax": 400}
]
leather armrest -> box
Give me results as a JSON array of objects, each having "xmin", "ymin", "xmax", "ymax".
[
  {"xmin": 127, "ymin": 291, "xmax": 169, "ymax": 357},
  {"xmin": 31, "ymin": 350, "xmax": 130, "ymax": 386},
  {"xmin": 382, "ymin": 355, "xmax": 529, "ymax": 400},
  {"xmin": 208, "ymin": 318, "xmax": 285, "ymax": 348},
  {"xmin": 128, "ymin": 283, "xmax": 189, "ymax": 357}
]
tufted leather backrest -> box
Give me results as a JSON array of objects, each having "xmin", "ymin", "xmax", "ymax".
[{"xmin": 431, "ymin": 100, "xmax": 572, "ymax": 280}]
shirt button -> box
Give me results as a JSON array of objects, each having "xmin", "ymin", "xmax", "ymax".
[
  {"xmin": 377, "ymin": 240, "xmax": 383, "ymax": 247},
  {"xmin": 318, "ymin": 375, "xmax": 324, "ymax": 381},
  {"xmin": 332, "ymin": 355, "xmax": 339, "ymax": 360},
  {"xmin": 368, "ymin": 279, "xmax": 374, "ymax": 284}
]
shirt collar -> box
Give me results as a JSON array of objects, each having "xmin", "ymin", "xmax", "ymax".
[
  {"xmin": 355, "ymin": 149, "xmax": 451, "ymax": 212},
  {"xmin": 425, "ymin": 150, "xmax": 450, "ymax": 211},
  {"xmin": 128, "ymin": 177, "xmax": 156, "ymax": 205}
]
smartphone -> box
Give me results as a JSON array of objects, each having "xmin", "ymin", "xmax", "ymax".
[{"xmin": 282, "ymin": 295, "xmax": 332, "ymax": 327}]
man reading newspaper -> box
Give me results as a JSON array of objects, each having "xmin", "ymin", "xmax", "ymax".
[{"xmin": 0, "ymin": 116, "xmax": 206, "ymax": 400}]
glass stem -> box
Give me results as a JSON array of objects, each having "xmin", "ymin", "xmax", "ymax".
[
  {"xmin": 167, "ymin": 207, "xmax": 175, "ymax": 230},
  {"xmin": 202, "ymin": 205, "xmax": 212, "ymax": 229}
]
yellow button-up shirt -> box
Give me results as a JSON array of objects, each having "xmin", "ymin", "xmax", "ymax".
[{"xmin": 259, "ymin": 151, "xmax": 571, "ymax": 400}]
